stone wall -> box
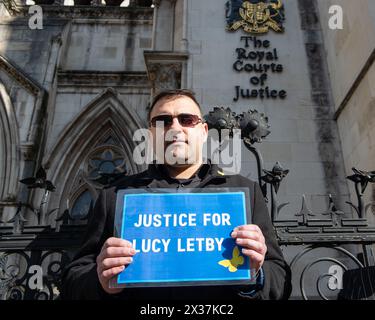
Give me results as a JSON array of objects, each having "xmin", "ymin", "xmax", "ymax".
[
  {"xmin": 186, "ymin": 0, "xmax": 350, "ymax": 217},
  {"xmin": 317, "ymin": 0, "xmax": 375, "ymax": 222},
  {"xmin": 0, "ymin": 3, "xmax": 154, "ymax": 220}
]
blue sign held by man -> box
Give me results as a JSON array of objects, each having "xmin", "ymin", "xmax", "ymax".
[{"xmin": 113, "ymin": 188, "xmax": 252, "ymax": 288}]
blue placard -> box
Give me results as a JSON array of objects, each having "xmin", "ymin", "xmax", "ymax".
[{"xmin": 115, "ymin": 189, "xmax": 251, "ymax": 287}]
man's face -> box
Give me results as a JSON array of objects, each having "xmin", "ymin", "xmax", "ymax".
[{"xmin": 149, "ymin": 96, "xmax": 208, "ymax": 166}]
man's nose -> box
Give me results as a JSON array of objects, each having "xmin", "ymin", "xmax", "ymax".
[{"xmin": 169, "ymin": 117, "xmax": 183, "ymax": 131}]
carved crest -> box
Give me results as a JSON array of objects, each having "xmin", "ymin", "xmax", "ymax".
[{"xmin": 226, "ymin": 0, "xmax": 285, "ymax": 34}]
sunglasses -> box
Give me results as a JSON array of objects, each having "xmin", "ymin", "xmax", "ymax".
[{"xmin": 150, "ymin": 113, "xmax": 203, "ymax": 128}]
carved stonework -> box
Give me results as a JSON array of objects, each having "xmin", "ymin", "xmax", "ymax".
[
  {"xmin": 2, "ymin": 0, "xmax": 22, "ymax": 15},
  {"xmin": 143, "ymin": 51, "xmax": 189, "ymax": 93},
  {"xmin": 20, "ymin": 144, "xmax": 35, "ymax": 161},
  {"xmin": 57, "ymin": 71, "xmax": 150, "ymax": 88},
  {"xmin": 2, "ymin": 1, "xmax": 154, "ymax": 19},
  {"xmin": 148, "ymin": 63, "xmax": 182, "ymax": 91},
  {"xmin": 51, "ymin": 34, "xmax": 63, "ymax": 46},
  {"xmin": 0, "ymin": 55, "xmax": 42, "ymax": 96}
]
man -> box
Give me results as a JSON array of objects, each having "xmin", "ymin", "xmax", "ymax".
[{"xmin": 61, "ymin": 89, "xmax": 291, "ymax": 300}]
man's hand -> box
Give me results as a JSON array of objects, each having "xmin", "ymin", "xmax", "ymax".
[
  {"xmin": 231, "ymin": 225, "xmax": 267, "ymax": 273},
  {"xmin": 96, "ymin": 237, "xmax": 136, "ymax": 295}
]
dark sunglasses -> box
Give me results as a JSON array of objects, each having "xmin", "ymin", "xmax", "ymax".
[{"xmin": 150, "ymin": 113, "xmax": 203, "ymax": 128}]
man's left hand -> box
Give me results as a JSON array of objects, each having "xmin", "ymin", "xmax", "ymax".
[{"xmin": 231, "ymin": 225, "xmax": 267, "ymax": 273}]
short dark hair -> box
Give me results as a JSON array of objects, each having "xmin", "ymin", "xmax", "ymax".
[{"xmin": 147, "ymin": 89, "xmax": 202, "ymax": 121}]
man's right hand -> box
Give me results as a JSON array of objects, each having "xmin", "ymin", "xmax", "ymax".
[{"xmin": 96, "ymin": 237, "xmax": 136, "ymax": 295}]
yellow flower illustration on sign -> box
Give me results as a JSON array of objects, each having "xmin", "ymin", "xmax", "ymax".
[{"xmin": 218, "ymin": 246, "xmax": 244, "ymax": 272}]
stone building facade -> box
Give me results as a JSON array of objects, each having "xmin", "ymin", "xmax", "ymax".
[
  {"xmin": 318, "ymin": 0, "xmax": 375, "ymax": 224},
  {"xmin": 0, "ymin": 0, "xmax": 374, "ymax": 300}
]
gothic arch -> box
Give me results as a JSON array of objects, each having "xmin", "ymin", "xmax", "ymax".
[
  {"xmin": 0, "ymin": 82, "xmax": 20, "ymax": 201},
  {"xmin": 44, "ymin": 88, "xmax": 147, "ymax": 217}
]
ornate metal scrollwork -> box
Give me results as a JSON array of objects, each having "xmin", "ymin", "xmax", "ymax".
[
  {"xmin": 289, "ymin": 246, "xmax": 364, "ymax": 300},
  {"xmin": 262, "ymin": 162, "xmax": 289, "ymax": 221},
  {"xmin": 346, "ymin": 168, "xmax": 375, "ymax": 219},
  {"xmin": 0, "ymin": 251, "xmax": 29, "ymax": 300},
  {"xmin": 206, "ymin": 107, "xmax": 375, "ymax": 300},
  {"xmin": 205, "ymin": 107, "xmax": 271, "ymax": 197},
  {"xmin": 0, "ymin": 250, "xmax": 71, "ymax": 300}
]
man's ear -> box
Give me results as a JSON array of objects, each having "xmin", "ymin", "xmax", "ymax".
[{"xmin": 202, "ymin": 123, "xmax": 209, "ymax": 142}]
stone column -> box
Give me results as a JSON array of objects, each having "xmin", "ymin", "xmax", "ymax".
[{"xmin": 151, "ymin": 0, "xmax": 176, "ymax": 51}]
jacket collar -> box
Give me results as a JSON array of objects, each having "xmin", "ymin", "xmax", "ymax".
[
  {"xmin": 147, "ymin": 160, "xmax": 226, "ymax": 181},
  {"xmin": 113, "ymin": 160, "xmax": 227, "ymax": 191}
]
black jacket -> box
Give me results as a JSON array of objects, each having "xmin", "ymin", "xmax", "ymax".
[{"xmin": 61, "ymin": 163, "xmax": 292, "ymax": 300}]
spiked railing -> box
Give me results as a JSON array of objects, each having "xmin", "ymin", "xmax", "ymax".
[{"xmin": 205, "ymin": 106, "xmax": 375, "ymax": 300}]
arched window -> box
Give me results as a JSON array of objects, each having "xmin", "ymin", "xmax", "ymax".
[
  {"xmin": 70, "ymin": 190, "xmax": 93, "ymax": 220},
  {"xmin": 63, "ymin": 133, "xmax": 127, "ymax": 223},
  {"xmin": 46, "ymin": 88, "xmax": 145, "ymax": 225},
  {"xmin": 87, "ymin": 147, "xmax": 126, "ymax": 181}
]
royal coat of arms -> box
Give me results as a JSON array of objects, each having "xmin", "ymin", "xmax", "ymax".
[{"xmin": 226, "ymin": 0, "xmax": 285, "ymax": 34}]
